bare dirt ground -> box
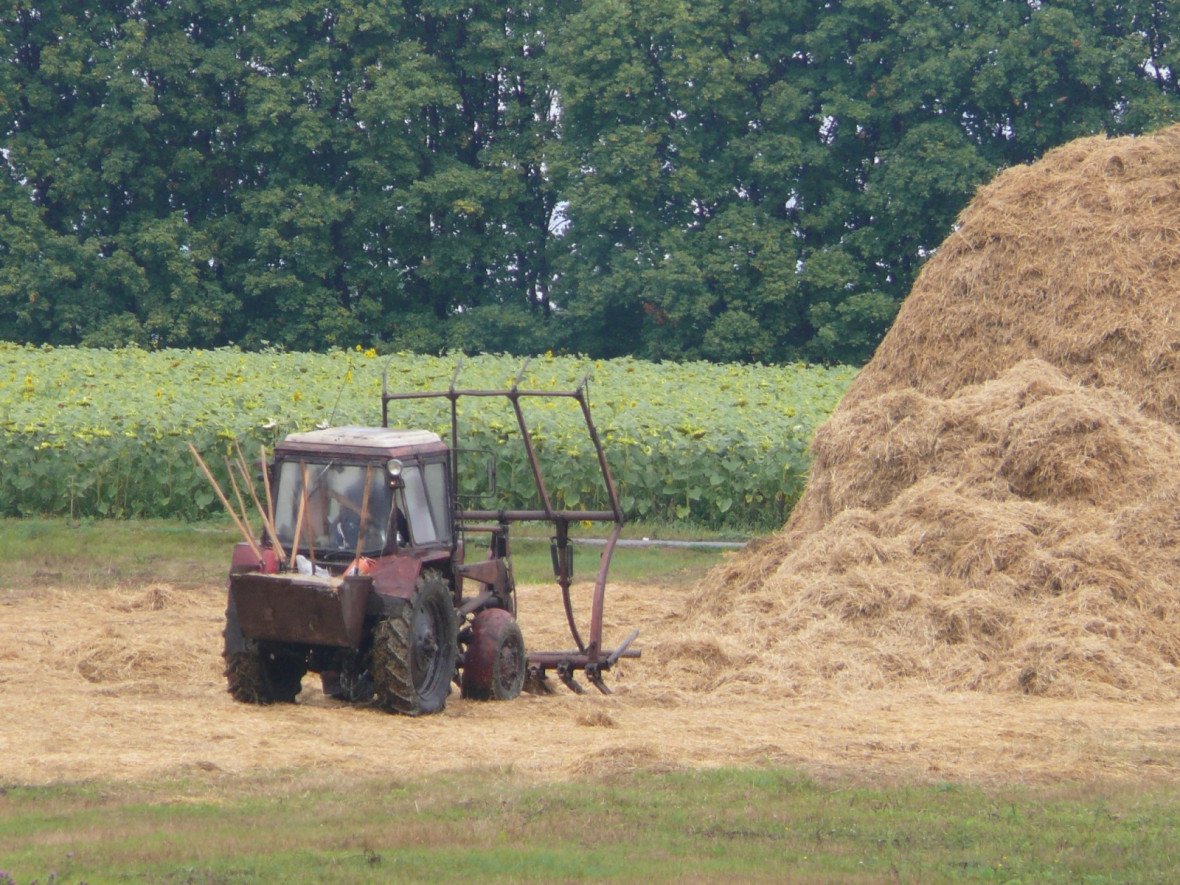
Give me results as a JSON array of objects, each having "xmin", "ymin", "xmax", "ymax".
[{"xmin": 2, "ymin": 576, "xmax": 1179, "ymax": 789}]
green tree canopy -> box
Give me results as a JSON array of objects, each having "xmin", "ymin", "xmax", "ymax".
[{"xmin": 2, "ymin": 1, "xmax": 1178, "ymax": 363}]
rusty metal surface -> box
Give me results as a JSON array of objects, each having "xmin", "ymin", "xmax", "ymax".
[
  {"xmin": 527, "ymin": 647, "xmax": 642, "ymax": 669},
  {"xmin": 369, "ymin": 555, "xmax": 423, "ymax": 601},
  {"xmin": 229, "ymin": 541, "xmax": 263, "ymax": 575},
  {"xmin": 461, "ymin": 608, "xmax": 516, "ymax": 695},
  {"xmin": 585, "ymin": 522, "xmax": 623, "ymax": 658},
  {"xmin": 381, "ymin": 360, "xmax": 624, "ymax": 526},
  {"xmin": 218, "ymin": 360, "xmax": 645, "ymax": 709},
  {"xmin": 528, "ymin": 623, "xmax": 641, "ymax": 696},
  {"xmin": 459, "ymin": 508, "xmax": 618, "ymax": 522},
  {"xmin": 231, "ymin": 572, "xmax": 367, "ymax": 647},
  {"xmin": 455, "ymin": 557, "xmax": 508, "ymax": 592}
]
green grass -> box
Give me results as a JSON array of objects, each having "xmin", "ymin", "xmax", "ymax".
[
  {"xmin": 0, "ymin": 517, "xmax": 242, "ymax": 590},
  {"xmin": 2, "ymin": 769, "xmax": 1177, "ymax": 883},
  {"xmin": 0, "ymin": 516, "xmax": 733, "ymax": 592},
  {"xmin": 475, "ymin": 526, "xmax": 736, "ymax": 587}
]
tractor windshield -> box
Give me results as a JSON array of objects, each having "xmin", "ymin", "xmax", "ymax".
[{"xmin": 272, "ymin": 460, "xmax": 393, "ymax": 558}]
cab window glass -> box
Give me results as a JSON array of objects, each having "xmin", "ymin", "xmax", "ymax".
[
  {"xmin": 273, "ymin": 460, "xmax": 391, "ymax": 555},
  {"xmin": 423, "ymin": 461, "xmax": 451, "ymax": 542},
  {"xmin": 401, "ymin": 465, "xmax": 439, "ymax": 545}
]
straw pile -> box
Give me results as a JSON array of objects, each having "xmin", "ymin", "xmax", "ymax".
[
  {"xmin": 688, "ymin": 126, "xmax": 1180, "ymax": 701},
  {"xmin": 55, "ymin": 583, "xmax": 215, "ymax": 687}
]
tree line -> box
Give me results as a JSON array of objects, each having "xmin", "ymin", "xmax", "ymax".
[{"xmin": 2, "ymin": 1, "xmax": 1178, "ymax": 365}]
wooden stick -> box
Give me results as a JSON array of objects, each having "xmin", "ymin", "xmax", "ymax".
[
  {"xmin": 230, "ymin": 448, "xmax": 286, "ymax": 565},
  {"xmin": 301, "ymin": 462, "xmax": 317, "ymax": 571},
  {"xmin": 354, "ymin": 464, "xmax": 373, "ymax": 564},
  {"xmin": 253, "ymin": 447, "xmax": 288, "ymax": 565},
  {"xmin": 224, "ymin": 456, "xmax": 252, "ymax": 533},
  {"xmin": 289, "ymin": 464, "xmax": 308, "ymax": 572},
  {"xmin": 260, "ymin": 445, "xmax": 277, "ymax": 545},
  {"xmin": 232, "ymin": 442, "xmax": 283, "ymax": 561},
  {"xmin": 187, "ymin": 443, "xmax": 263, "ymax": 563},
  {"xmin": 232, "ymin": 441, "xmax": 267, "ymax": 523}
]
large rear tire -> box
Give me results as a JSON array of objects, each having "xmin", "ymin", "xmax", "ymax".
[
  {"xmin": 225, "ymin": 648, "xmax": 305, "ymax": 704},
  {"xmin": 224, "ymin": 595, "xmax": 305, "ymax": 704},
  {"xmin": 461, "ymin": 608, "xmax": 526, "ymax": 701},
  {"xmin": 371, "ymin": 571, "xmax": 457, "ymax": 715}
]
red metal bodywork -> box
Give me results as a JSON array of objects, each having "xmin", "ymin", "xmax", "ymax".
[
  {"xmin": 228, "ymin": 428, "xmax": 460, "ymax": 651},
  {"xmin": 232, "ymin": 572, "xmax": 369, "ymax": 647}
]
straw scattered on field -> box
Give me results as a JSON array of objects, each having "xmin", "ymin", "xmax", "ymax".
[{"xmin": 3, "ymin": 577, "xmax": 1180, "ymax": 788}]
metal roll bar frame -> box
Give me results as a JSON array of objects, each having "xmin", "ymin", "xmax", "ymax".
[{"xmin": 381, "ymin": 360, "xmax": 639, "ymax": 693}]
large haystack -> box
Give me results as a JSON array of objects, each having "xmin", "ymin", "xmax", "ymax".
[
  {"xmin": 841, "ymin": 125, "xmax": 1180, "ymax": 419},
  {"xmin": 680, "ymin": 126, "xmax": 1180, "ymax": 701}
]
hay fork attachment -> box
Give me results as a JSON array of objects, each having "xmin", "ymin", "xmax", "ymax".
[{"xmin": 382, "ymin": 360, "xmax": 641, "ymax": 694}]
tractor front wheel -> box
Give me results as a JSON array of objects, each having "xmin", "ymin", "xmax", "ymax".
[
  {"xmin": 371, "ymin": 571, "xmax": 457, "ymax": 715},
  {"xmin": 461, "ymin": 608, "xmax": 526, "ymax": 701}
]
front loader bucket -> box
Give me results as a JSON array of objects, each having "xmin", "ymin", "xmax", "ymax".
[{"xmin": 230, "ymin": 573, "xmax": 369, "ymax": 648}]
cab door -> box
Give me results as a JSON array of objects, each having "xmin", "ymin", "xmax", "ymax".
[{"xmin": 397, "ymin": 458, "xmax": 453, "ymax": 549}]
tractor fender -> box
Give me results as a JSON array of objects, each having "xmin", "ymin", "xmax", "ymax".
[
  {"xmin": 369, "ymin": 555, "xmax": 424, "ymax": 610},
  {"xmin": 229, "ymin": 541, "xmax": 278, "ymax": 576},
  {"xmin": 229, "ymin": 541, "xmax": 262, "ymax": 575},
  {"xmin": 367, "ymin": 552, "xmax": 455, "ymax": 619}
]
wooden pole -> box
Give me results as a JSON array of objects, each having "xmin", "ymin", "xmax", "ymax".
[
  {"xmin": 224, "ymin": 456, "xmax": 252, "ymax": 532},
  {"xmin": 260, "ymin": 446, "xmax": 276, "ymax": 540},
  {"xmin": 229, "ymin": 449, "xmax": 286, "ymax": 566},
  {"xmin": 187, "ymin": 443, "xmax": 263, "ymax": 563},
  {"xmin": 354, "ymin": 464, "xmax": 373, "ymax": 564},
  {"xmin": 289, "ymin": 462, "xmax": 308, "ymax": 572},
  {"xmin": 232, "ymin": 442, "xmax": 266, "ymax": 523},
  {"xmin": 258, "ymin": 445, "xmax": 289, "ymax": 564},
  {"xmin": 300, "ymin": 462, "xmax": 317, "ymax": 570}
]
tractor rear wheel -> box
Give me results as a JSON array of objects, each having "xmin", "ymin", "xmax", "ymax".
[
  {"xmin": 225, "ymin": 647, "xmax": 305, "ymax": 704},
  {"xmin": 371, "ymin": 571, "xmax": 457, "ymax": 715},
  {"xmin": 461, "ymin": 608, "xmax": 526, "ymax": 701}
]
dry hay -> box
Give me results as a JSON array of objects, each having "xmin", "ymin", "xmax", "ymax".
[
  {"xmin": 575, "ymin": 709, "xmax": 619, "ymax": 728},
  {"xmin": 20, "ymin": 582, "xmax": 220, "ymax": 690},
  {"xmin": 568, "ymin": 743, "xmax": 683, "ymax": 779},
  {"xmin": 8, "ymin": 575, "xmax": 1180, "ymax": 787},
  {"xmin": 693, "ymin": 126, "xmax": 1180, "ymax": 702},
  {"xmin": 838, "ymin": 125, "xmax": 1180, "ymax": 418}
]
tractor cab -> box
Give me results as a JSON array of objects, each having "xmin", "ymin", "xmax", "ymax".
[{"xmin": 270, "ymin": 427, "xmax": 453, "ymax": 567}]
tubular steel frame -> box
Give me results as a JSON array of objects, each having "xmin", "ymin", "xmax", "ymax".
[{"xmin": 381, "ymin": 360, "xmax": 639, "ymax": 691}]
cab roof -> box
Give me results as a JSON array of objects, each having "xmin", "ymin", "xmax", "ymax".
[{"xmin": 275, "ymin": 426, "xmax": 447, "ymax": 458}]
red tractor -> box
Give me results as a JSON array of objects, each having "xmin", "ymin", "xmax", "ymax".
[{"xmin": 216, "ymin": 364, "xmax": 639, "ymax": 715}]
